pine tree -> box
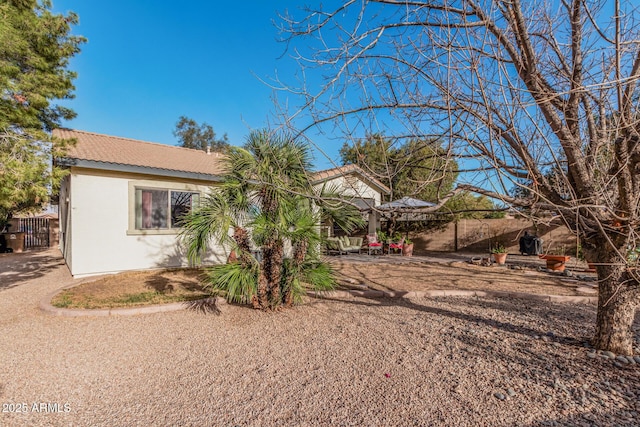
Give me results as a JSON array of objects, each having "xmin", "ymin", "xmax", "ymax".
[{"xmin": 0, "ymin": 0, "xmax": 85, "ymax": 230}]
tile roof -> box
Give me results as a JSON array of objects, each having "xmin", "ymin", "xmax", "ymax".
[
  {"xmin": 53, "ymin": 129, "xmax": 226, "ymax": 177},
  {"xmin": 311, "ymin": 164, "xmax": 391, "ymax": 194},
  {"xmin": 53, "ymin": 129, "xmax": 390, "ymax": 195}
]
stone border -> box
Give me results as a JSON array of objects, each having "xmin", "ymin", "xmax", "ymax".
[
  {"xmin": 40, "ymin": 285, "xmax": 596, "ymax": 318},
  {"xmin": 307, "ymin": 289, "xmax": 597, "ymax": 304},
  {"xmin": 39, "ymin": 287, "xmax": 221, "ymax": 317}
]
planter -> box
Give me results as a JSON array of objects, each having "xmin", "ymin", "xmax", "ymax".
[
  {"xmin": 539, "ymin": 255, "xmax": 570, "ymax": 272},
  {"xmin": 492, "ymin": 252, "xmax": 508, "ymax": 265},
  {"xmin": 402, "ymin": 243, "xmax": 414, "ymax": 257}
]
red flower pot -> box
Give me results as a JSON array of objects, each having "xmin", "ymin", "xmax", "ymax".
[{"xmin": 539, "ymin": 255, "xmax": 570, "ymax": 272}]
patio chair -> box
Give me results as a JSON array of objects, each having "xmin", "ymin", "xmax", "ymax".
[
  {"xmin": 388, "ymin": 237, "xmax": 404, "ymax": 256},
  {"xmin": 366, "ymin": 234, "xmax": 383, "ymax": 255},
  {"xmin": 324, "ymin": 237, "xmax": 343, "ymax": 255},
  {"xmin": 325, "ymin": 236, "xmax": 362, "ymax": 255}
]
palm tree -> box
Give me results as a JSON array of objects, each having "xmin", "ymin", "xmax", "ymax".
[{"xmin": 180, "ymin": 129, "xmax": 364, "ymax": 310}]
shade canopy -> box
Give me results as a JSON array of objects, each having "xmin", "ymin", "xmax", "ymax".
[{"xmin": 377, "ymin": 196, "xmax": 435, "ymax": 211}]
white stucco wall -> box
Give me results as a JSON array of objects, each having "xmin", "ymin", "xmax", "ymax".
[
  {"xmin": 314, "ymin": 174, "xmax": 382, "ymax": 207},
  {"xmin": 66, "ymin": 168, "xmax": 226, "ymax": 277},
  {"xmin": 314, "ymin": 173, "xmax": 384, "ymax": 236}
]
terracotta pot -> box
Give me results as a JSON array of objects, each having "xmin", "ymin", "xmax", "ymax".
[
  {"xmin": 539, "ymin": 255, "xmax": 570, "ymax": 272},
  {"xmin": 402, "ymin": 243, "xmax": 414, "ymax": 257},
  {"xmin": 492, "ymin": 252, "xmax": 508, "ymax": 265}
]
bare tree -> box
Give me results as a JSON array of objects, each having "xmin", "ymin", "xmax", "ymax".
[{"xmin": 280, "ymin": 0, "xmax": 640, "ymax": 354}]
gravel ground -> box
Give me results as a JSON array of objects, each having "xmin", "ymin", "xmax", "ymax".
[
  {"xmin": 329, "ymin": 255, "xmax": 597, "ymax": 296},
  {"xmin": 1, "ymin": 250, "xmax": 639, "ymax": 426}
]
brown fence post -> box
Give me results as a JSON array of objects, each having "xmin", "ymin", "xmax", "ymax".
[{"xmin": 454, "ymin": 221, "xmax": 459, "ymax": 252}]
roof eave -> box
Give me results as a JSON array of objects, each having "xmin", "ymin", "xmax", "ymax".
[{"xmin": 56, "ymin": 158, "xmax": 224, "ymax": 183}]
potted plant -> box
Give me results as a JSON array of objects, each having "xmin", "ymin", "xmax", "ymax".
[
  {"xmin": 402, "ymin": 237, "xmax": 414, "ymax": 257},
  {"xmin": 377, "ymin": 230, "xmax": 388, "ymax": 253},
  {"xmin": 539, "ymin": 246, "xmax": 570, "ymax": 271},
  {"xmin": 491, "ymin": 244, "xmax": 508, "ymax": 265}
]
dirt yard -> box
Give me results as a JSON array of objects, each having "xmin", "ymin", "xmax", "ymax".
[
  {"xmin": 51, "ymin": 268, "xmax": 209, "ymax": 308},
  {"xmin": 2, "ymin": 249, "xmax": 639, "ymax": 427},
  {"xmin": 50, "ymin": 253, "xmax": 597, "ymax": 309},
  {"xmin": 329, "ymin": 255, "xmax": 597, "ymax": 297}
]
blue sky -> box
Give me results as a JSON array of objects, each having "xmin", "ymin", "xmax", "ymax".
[{"xmin": 51, "ymin": 1, "xmax": 341, "ymax": 170}]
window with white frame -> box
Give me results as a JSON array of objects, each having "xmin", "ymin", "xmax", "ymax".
[{"xmin": 134, "ymin": 188, "xmax": 200, "ymax": 230}]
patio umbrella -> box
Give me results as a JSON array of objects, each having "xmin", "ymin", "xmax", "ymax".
[
  {"xmin": 376, "ymin": 197, "xmax": 437, "ymax": 234},
  {"xmin": 377, "ymin": 196, "xmax": 435, "ymax": 211}
]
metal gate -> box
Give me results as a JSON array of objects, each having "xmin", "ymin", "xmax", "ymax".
[{"xmin": 18, "ymin": 217, "xmax": 50, "ymax": 248}]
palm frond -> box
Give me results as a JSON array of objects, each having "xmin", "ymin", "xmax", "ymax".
[
  {"xmin": 179, "ymin": 191, "xmax": 235, "ymax": 264},
  {"xmin": 205, "ymin": 262, "xmax": 259, "ymax": 304},
  {"xmin": 301, "ymin": 260, "xmax": 336, "ymax": 291},
  {"xmin": 317, "ymin": 184, "xmax": 366, "ymax": 233}
]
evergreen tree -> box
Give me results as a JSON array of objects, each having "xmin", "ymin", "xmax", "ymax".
[{"xmin": 0, "ymin": 0, "xmax": 84, "ymax": 230}]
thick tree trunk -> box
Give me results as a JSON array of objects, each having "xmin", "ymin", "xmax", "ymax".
[
  {"xmin": 283, "ymin": 240, "xmax": 309, "ymax": 307},
  {"xmin": 232, "ymin": 227, "xmax": 253, "ymax": 266},
  {"xmin": 256, "ymin": 269, "xmax": 269, "ymax": 309},
  {"xmin": 267, "ymin": 240, "xmax": 284, "ymax": 308},
  {"xmin": 257, "ymin": 238, "xmax": 285, "ymax": 310},
  {"xmin": 256, "ymin": 236, "xmax": 272, "ymax": 310},
  {"xmin": 592, "ymin": 263, "xmax": 639, "ymax": 355}
]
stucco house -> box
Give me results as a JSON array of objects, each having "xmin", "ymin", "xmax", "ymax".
[{"xmin": 53, "ymin": 129, "xmax": 389, "ymax": 277}]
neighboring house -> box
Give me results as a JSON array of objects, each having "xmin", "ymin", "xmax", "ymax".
[
  {"xmin": 54, "ymin": 129, "xmax": 389, "ymax": 277},
  {"xmin": 311, "ymin": 165, "xmax": 390, "ymax": 236}
]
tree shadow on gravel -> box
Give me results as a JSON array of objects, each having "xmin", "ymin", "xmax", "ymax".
[
  {"xmin": 317, "ymin": 294, "xmax": 640, "ymax": 427},
  {"xmin": 0, "ymin": 250, "xmax": 65, "ymax": 291},
  {"xmin": 323, "ymin": 294, "xmax": 587, "ymax": 346}
]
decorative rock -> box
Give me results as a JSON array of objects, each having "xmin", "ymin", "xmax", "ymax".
[
  {"xmin": 616, "ymin": 355, "xmax": 629, "ymax": 364},
  {"xmin": 494, "ymin": 392, "xmax": 506, "ymax": 400},
  {"xmin": 563, "ymin": 269, "xmax": 573, "ymax": 277},
  {"xmin": 633, "ymin": 356, "xmax": 640, "ymax": 364},
  {"xmin": 507, "ymin": 388, "xmax": 516, "ymax": 397},
  {"xmin": 603, "ymin": 351, "xmax": 616, "ymax": 359},
  {"xmin": 587, "ymin": 352, "xmax": 597, "ymax": 359}
]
